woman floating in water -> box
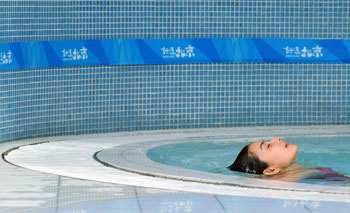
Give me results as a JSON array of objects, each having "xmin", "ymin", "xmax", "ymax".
[{"xmin": 228, "ymin": 137, "xmax": 350, "ymax": 182}]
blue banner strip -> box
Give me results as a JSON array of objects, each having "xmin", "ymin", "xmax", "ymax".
[{"xmin": 1, "ymin": 38, "xmax": 350, "ymax": 71}]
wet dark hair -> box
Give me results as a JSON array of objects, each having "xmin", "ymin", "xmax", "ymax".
[{"xmin": 227, "ymin": 144, "xmax": 268, "ymax": 174}]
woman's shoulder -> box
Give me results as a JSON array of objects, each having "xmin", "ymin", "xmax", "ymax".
[
  {"xmin": 303, "ymin": 167, "xmax": 350, "ymax": 182},
  {"xmin": 277, "ymin": 166, "xmax": 350, "ymax": 183}
]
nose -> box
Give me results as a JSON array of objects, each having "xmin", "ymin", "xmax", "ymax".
[{"xmin": 271, "ymin": 137, "xmax": 282, "ymax": 143}]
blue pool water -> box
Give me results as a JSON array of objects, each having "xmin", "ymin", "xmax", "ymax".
[{"xmin": 147, "ymin": 136, "xmax": 350, "ymax": 185}]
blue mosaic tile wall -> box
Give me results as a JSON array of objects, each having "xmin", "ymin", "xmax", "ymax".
[{"xmin": 0, "ymin": 1, "xmax": 350, "ymax": 142}]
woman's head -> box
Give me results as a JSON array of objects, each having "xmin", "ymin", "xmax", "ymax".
[{"xmin": 228, "ymin": 137, "xmax": 298, "ymax": 175}]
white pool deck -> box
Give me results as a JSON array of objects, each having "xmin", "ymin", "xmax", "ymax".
[{"xmin": 2, "ymin": 126, "xmax": 350, "ymax": 212}]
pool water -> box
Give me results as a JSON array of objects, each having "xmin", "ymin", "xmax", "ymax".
[{"xmin": 147, "ymin": 136, "xmax": 350, "ymax": 185}]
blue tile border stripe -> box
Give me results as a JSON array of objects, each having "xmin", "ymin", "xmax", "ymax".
[{"xmin": 1, "ymin": 38, "xmax": 350, "ymax": 71}]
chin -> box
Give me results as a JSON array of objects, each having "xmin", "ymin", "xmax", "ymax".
[
  {"xmin": 292, "ymin": 145, "xmax": 299, "ymax": 161},
  {"xmin": 291, "ymin": 143, "xmax": 298, "ymax": 151}
]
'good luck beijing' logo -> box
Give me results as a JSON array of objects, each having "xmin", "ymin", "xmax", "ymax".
[
  {"xmin": 284, "ymin": 45, "xmax": 323, "ymax": 58},
  {"xmin": 0, "ymin": 50, "xmax": 12, "ymax": 65},
  {"xmin": 161, "ymin": 45, "xmax": 195, "ymax": 59},
  {"xmin": 62, "ymin": 46, "xmax": 88, "ymax": 61}
]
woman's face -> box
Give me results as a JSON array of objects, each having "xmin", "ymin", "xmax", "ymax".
[{"xmin": 249, "ymin": 137, "xmax": 298, "ymax": 174}]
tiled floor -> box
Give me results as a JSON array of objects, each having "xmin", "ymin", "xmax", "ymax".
[{"xmin": 1, "ymin": 128, "xmax": 350, "ymax": 212}]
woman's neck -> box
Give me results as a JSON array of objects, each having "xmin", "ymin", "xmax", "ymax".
[{"xmin": 280, "ymin": 162, "xmax": 304, "ymax": 174}]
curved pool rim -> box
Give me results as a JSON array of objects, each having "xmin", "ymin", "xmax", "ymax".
[
  {"xmin": 3, "ymin": 126, "xmax": 350, "ymax": 203},
  {"xmin": 95, "ymin": 126, "xmax": 350, "ymax": 196}
]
